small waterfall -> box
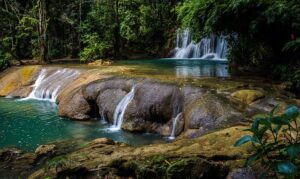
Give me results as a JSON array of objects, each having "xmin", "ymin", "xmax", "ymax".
[
  {"xmin": 172, "ymin": 29, "xmax": 228, "ymax": 60},
  {"xmin": 110, "ymin": 86, "xmax": 135, "ymax": 131},
  {"xmin": 169, "ymin": 112, "xmax": 182, "ymax": 140},
  {"xmin": 25, "ymin": 68, "xmax": 80, "ymax": 102}
]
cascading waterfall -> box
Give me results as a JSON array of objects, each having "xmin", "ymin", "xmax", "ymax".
[
  {"xmin": 169, "ymin": 112, "xmax": 182, "ymax": 140},
  {"xmin": 110, "ymin": 86, "xmax": 135, "ymax": 131},
  {"xmin": 24, "ymin": 68, "xmax": 80, "ymax": 102},
  {"xmin": 172, "ymin": 29, "xmax": 228, "ymax": 60}
]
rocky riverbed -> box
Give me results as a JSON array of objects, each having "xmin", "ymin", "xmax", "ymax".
[{"xmin": 0, "ymin": 65, "xmax": 299, "ymax": 178}]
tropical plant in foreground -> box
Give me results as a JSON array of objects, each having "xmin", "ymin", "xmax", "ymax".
[{"xmin": 235, "ymin": 106, "xmax": 300, "ymax": 178}]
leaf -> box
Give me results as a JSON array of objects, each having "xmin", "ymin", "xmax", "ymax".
[
  {"xmin": 234, "ymin": 135, "xmax": 253, "ymax": 147},
  {"xmin": 286, "ymin": 144, "xmax": 300, "ymax": 159},
  {"xmin": 270, "ymin": 116, "xmax": 289, "ymax": 125},
  {"xmin": 285, "ymin": 106, "xmax": 300, "ymax": 120},
  {"xmin": 245, "ymin": 152, "xmax": 261, "ymax": 166},
  {"xmin": 270, "ymin": 105, "xmax": 279, "ymax": 118},
  {"xmin": 252, "ymin": 118, "xmax": 261, "ymax": 130},
  {"xmin": 276, "ymin": 161, "xmax": 297, "ymax": 175}
]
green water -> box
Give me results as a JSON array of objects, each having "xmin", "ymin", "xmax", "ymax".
[
  {"xmin": 0, "ymin": 98, "xmax": 164, "ymax": 151},
  {"xmin": 112, "ymin": 59, "xmax": 229, "ymax": 78}
]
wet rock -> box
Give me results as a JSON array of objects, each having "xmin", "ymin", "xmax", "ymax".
[
  {"xmin": 0, "ymin": 66, "xmax": 40, "ymax": 97},
  {"xmin": 231, "ymin": 89, "xmax": 265, "ymax": 104},
  {"xmin": 83, "ymin": 78, "xmax": 134, "ymax": 101},
  {"xmin": 35, "ymin": 144, "xmax": 57, "ymax": 157},
  {"xmin": 97, "ymin": 89, "xmax": 127, "ymax": 123},
  {"xmin": 123, "ymin": 81, "xmax": 183, "ymax": 134},
  {"xmin": 183, "ymin": 92, "xmax": 243, "ymax": 137},
  {"xmin": 58, "ymin": 87, "xmax": 92, "ymax": 120}
]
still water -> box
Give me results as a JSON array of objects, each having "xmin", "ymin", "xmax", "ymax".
[{"xmin": 0, "ymin": 98, "xmax": 163, "ymax": 151}]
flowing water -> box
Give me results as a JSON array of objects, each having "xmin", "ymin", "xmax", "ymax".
[
  {"xmin": 24, "ymin": 68, "xmax": 80, "ymax": 102},
  {"xmin": 171, "ymin": 30, "xmax": 228, "ymax": 60},
  {"xmin": 0, "ymin": 98, "xmax": 164, "ymax": 151},
  {"xmin": 169, "ymin": 113, "xmax": 182, "ymax": 140},
  {"xmin": 111, "ymin": 86, "xmax": 135, "ymax": 131}
]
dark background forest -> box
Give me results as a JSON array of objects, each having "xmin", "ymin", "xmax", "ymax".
[{"xmin": 1, "ymin": 0, "xmax": 300, "ymax": 92}]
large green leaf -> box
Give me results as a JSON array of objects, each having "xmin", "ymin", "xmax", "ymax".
[
  {"xmin": 276, "ymin": 161, "xmax": 297, "ymax": 175},
  {"xmin": 286, "ymin": 144, "xmax": 300, "ymax": 159},
  {"xmin": 234, "ymin": 135, "xmax": 253, "ymax": 147},
  {"xmin": 285, "ymin": 106, "xmax": 300, "ymax": 120},
  {"xmin": 270, "ymin": 116, "xmax": 289, "ymax": 125}
]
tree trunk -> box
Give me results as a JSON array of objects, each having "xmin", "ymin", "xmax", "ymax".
[{"xmin": 38, "ymin": 0, "xmax": 48, "ymax": 64}]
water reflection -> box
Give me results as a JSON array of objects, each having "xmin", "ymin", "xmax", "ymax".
[
  {"xmin": 175, "ymin": 63, "xmax": 229, "ymax": 78},
  {"xmin": 114, "ymin": 59, "xmax": 230, "ymax": 78}
]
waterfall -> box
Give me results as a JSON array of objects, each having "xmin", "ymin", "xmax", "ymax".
[
  {"xmin": 172, "ymin": 29, "xmax": 228, "ymax": 60},
  {"xmin": 110, "ymin": 86, "xmax": 135, "ymax": 131},
  {"xmin": 169, "ymin": 112, "xmax": 182, "ymax": 140},
  {"xmin": 24, "ymin": 68, "xmax": 80, "ymax": 102}
]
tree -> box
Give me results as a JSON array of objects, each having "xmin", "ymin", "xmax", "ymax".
[{"xmin": 37, "ymin": 0, "xmax": 48, "ymax": 63}]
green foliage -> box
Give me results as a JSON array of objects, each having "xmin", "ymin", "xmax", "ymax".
[
  {"xmin": 80, "ymin": 33, "xmax": 113, "ymax": 62},
  {"xmin": 235, "ymin": 106, "xmax": 300, "ymax": 178},
  {"xmin": 0, "ymin": 51, "xmax": 10, "ymax": 71},
  {"xmin": 177, "ymin": 0, "xmax": 300, "ymax": 68},
  {"xmin": 283, "ymin": 38, "xmax": 300, "ymax": 52},
  {"xmin": 45, "ymin": 155, "xmax": 74, "ymax": 174}
]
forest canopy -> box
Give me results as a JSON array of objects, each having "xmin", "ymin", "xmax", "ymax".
[{"xmin": 1, "ymin": 0, "xmax": 300, "ymax": 88}]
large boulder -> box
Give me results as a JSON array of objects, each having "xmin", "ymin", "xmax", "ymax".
[
  {"xmin": 83, "ymin": 78, "xmax": 134, "ymax": 101},
  {"xmin": 97, "ymin": 89, "xmax": 127, "ymax": 123},
  {"xmin": 122, "ymin": 81, "xmax": 183, "ymax": 135},
  {"xmin": 58, "ymin": 87, "xmax": 93, "ymax": 120},
  {"xmin": 183, "ymin": 92, "xmax": 244, "ymax": 138}
]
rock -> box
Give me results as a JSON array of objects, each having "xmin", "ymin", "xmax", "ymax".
[
  {"xmin": 0, "ymin": 148, "xmax": 37, "ymax": 178},
  {"xmin": 91, "ymin": 138, "xmax": 115, "ymax": 145},
  {"xmin": 0, "ymin": 148, "xmax": 22, "ymax": 161},
  {"xmin": 83, "ymin": 78, "xmax": 134, "ymax": 101},
  {"xmin": 97, "ymin": 89, "xmax": 127, "ymax": 123},
  {"xmin": 226, "ymin": 167, "xmax": 258, "ymax": 179},
  {"xmin": 183, "ymin": 92, "xmax": 243, "ymax": 137},
  {"xmin": 35, "ymin": 144, "xmax": 56, "ymax": 156},
  {"xmin": 28, "ymin": 126, "xmax": 251, "ymax": 179},
  {"xmin": 88, "ymin": 59, "xmax": 113, "ymax": 66},
  {"xmin": 231, "ymin": 89, "xmax": 265, "ymax": 104},
  {"xmin": 59, "ymin": 87, "xmax": 93, "ymax": 120},
  {"xmin": 122, "ymin": 81, "xmax": 183, "ymax": 134},
  {"xmin": 0, "ymin": 66, "xmax": 40, "ymax": 97}
]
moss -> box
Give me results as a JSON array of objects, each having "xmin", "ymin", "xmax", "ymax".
[
  {"xmin": 231, "ymin": 89, "xmax": 265, "ymax": 104},
  {"xmin": 19, "ymin": 66, "xmax": 39, "ymax": 85},
  {"xmin": 0, "ymin": 66, "xmax": 40, "ymax": 96}
]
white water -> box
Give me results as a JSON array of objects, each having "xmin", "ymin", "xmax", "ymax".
[
  {"xmin": 172, "ymin": 30, "xmax": 228, "ymax": 60},
  {"xmin": 23, "ymin": 68, "xmax": 80, "ymax": 102},
  {"xmin": 169, "ymin": 112, "xmax": 182, "ymax": 140},
  {"xmin": 110, "ymin": 86, "xmax": 135, "ymax": 131}
]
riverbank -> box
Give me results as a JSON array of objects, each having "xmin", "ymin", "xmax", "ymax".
[{"xmin": 0, "ymin": 62, "xmax": 299, "ymax": 178}]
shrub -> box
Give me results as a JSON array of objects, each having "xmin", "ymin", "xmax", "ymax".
[
  {"xmin": 0, "ymin": 50, "xmax": 10, "ymax": 71},
  {"xmin": 235, "ymin": 106, "xmax": 300, "ymax": 178}
]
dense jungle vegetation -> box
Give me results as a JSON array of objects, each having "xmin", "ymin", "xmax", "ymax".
[{"xmin": 1, "ymin": 0, "xmax": 300, "ymax": 90}]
